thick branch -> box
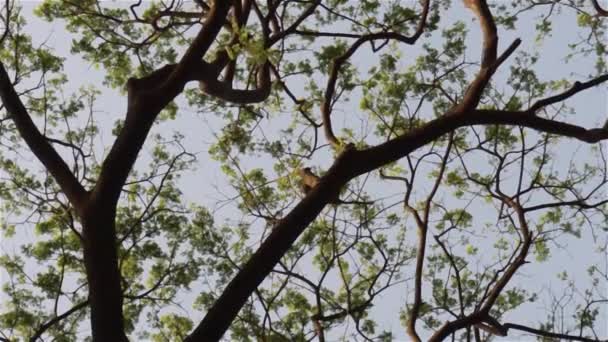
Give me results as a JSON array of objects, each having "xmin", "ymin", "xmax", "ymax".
[
  {"xmin": 0, "ymin": 63, "xmax": 87, "ymax": 209},
  {"xmin": 188, "ymin": 107, "xmax": 608, "ymax": 341},
  {"xmin": 358, "ymin": 108, "xmax": 608, "ymax": 178},
  {"xmin": 78, "ymin": 2, "xmax": 233, "ymax": 341},
  {"xmin": 185, "ymin": 3, "xmax": 608, "ymax": 334},
  {"xmin": 92, "ymin": 65, "xmax": 177, "ymax": 207},
  {"xmin": 464, "ymin": 0, "xmax": 497, "ymax": 68},
  {"xmin": 167, "ymin": 1, "xmax": 232, "ymax": 84},
  {"xmin": 94, "ymin": 1, "xmax": 231, "ymax": 207},
  {"xmin": 198, "ymin": 62, "xmax": 271, "ymax": 103},
  {"xmin": 454, "ymin": 0, "xmax": 520, "ymax": 113},
  {"xmin": 185, "ymin": 145, "xmax": 359, "ymax": 342}
]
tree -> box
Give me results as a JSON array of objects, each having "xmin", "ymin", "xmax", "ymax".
[{"xmin": 0, "ymin": 0, "xmax": 606, "ymax": 341}]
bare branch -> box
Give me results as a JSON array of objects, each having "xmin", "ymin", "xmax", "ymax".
[
  {"xmin": 29, "ymin": 301, "xmax": 88, "ymax": 342},
  {"xmin": 503, "ymin": 322, "xmax": 607, "ymax": 342},
  {"xmin": 528, "ymin": 74, "xmax": 608, "ymax": 114}
]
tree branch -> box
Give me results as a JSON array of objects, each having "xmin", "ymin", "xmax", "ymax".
[
  {"xmin": 321, "ymin": 0, "xmax": 430, "ymax": 147},
  {"xmin": 0, "ymin": 63, "xmax": 87, "ymax": 209},
  {"xmin": 406, "ymin": 134, "xmax": 453, "ymax": 341},
  {"xmin": 182, "ymin": 2, "xmax": 608, "ymax": 339},
  {"xmin": 184, "ymin": 145, "xmax": 360, "ymax": 342},
  {"xmin": 198, "ymin": 62, "xmax": 271, "ymax": 103},
  {"xmin": 503, "ymin": 322, "xmax": 607, "ymax": 342},
  {"xmin": 167, "ymin": 0, "xmax": 232, "ymax": 85},
  {"xmin": 464, "ymin": 0, "xmax": 497, "ymax": 68},
  {"xmin": 187, "ymin": 90, "xmax": 608, "ymax": 341},
  {"xmin": 268, "ymin": 0, "xmax": 322, "ymax": 44},
  {"xmin": 591, "ymin": 0, "xmax": 608, "ymax": 16},
  {"xmin": 77, "ymin": 2, "xmax": 233, "ymax": 341},
  {"xmin": 429, "ymin": 195, "xmax": 533, "ymax": 341},
  {"xmin": 528, "ymin": 74, "xmax": 608, "ymax": 113},
  {"xmin": 94, "ymin": 0, "xmax": 232, "ymax": 208},
  {"xmin": 29, "ymin": 301, "xmax": 88, "ymax": 342},
  {"xmin": 454, "ymin": 0, "xmax": 521, "ymax": 113}
]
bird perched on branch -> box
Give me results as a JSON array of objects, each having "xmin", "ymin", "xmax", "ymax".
[{"xmin": 298, "ymin": 167, "xmax": 371, "ymax": 205}]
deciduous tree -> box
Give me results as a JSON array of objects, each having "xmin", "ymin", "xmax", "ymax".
[{"xmin": 0, "ymin": 0, "xmax": 606, "ymax": 341}]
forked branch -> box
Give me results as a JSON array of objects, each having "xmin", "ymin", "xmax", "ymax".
[{"xmin": 321, "ymin": 0, "xmax": 430, "ymax": 147}]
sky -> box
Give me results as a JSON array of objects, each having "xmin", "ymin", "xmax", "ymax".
[{"xmin": 0, "ymin": 1, "xmax": 607, "ymax": 341}]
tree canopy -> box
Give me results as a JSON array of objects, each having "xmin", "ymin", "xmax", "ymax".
[{"xmin": 0, "ymin": 0, "xmax": 607, "ymax": 341}]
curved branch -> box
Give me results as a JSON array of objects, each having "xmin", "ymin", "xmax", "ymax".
[
  {"xmin": 321, "ymin": 0, "xmax": 430, "ymax": 147},
  {"xmin": 464, "ymin": 0, "xmax": 497, "ymax": 68},
  {"xmin": 94, "ymin": 0, "xmax": 232, "ymax": 207},
  {"xmin": 454, "ymin": 0, "xmax": 522, "ymax": 113},
  {"xmin": 198, "ymin": 62, "xmax": 271, "ymax": 103},
  {"xmin": 591, "ymin": 0, "xmax": 608, "ymax": 16}
]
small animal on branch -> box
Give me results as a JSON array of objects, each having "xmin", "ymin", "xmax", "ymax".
[{"xmin": 298, "ymin": 167, "xmax": 371, "ymax": 205}]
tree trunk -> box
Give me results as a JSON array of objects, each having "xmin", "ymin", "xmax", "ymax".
[{"xmin": 81, "ymin": 207, "xmax": 128, "ymax": 342}]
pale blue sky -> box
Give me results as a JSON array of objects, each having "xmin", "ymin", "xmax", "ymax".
[{"xmin": 1, "ymin": 1, "xmax": 606, "ymax": 341}]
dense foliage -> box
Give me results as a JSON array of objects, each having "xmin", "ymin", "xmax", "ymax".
[{"xmin": 0, "ymin": 0, "xmax": 607, "ymax": 341}]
